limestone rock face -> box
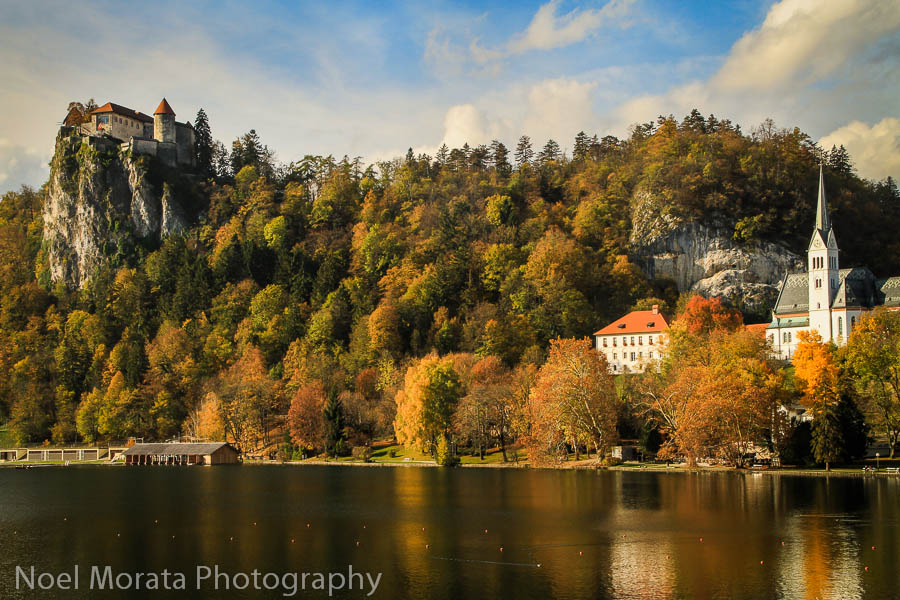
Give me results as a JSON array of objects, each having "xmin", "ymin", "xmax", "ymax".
[
  {"xmin": 42, "ymin": 131, "xmax": 189, "ymax": 289},
  {"xmin": 630, "ymin": 190, "xmax": 803, "ymax": 315}
]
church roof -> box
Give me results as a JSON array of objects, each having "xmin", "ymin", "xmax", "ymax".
[
  {"xmin": 90, "ymin": 102, "xmax": 153, "ymax": 123},
  {"xmin": 773, "ymin": 272, "xmax": 809, "ymax": 314},
  {"xmin": 773, "ymin": 267, "xmax": 881, "ymax": 315},
  {"xmin": 876, "ymin": 277, "xmax": 900, "ymax": 307},
  {"xmin": 832, "ymin": 267, "xmax": 878, "ymax": 309},
  {"xmin": 154, "ymin": 98, "xmax": 175, "ymax": 116}
]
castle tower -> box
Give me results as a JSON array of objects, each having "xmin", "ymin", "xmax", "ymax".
[
  {"xmin": 153, "ymin": 98, "xmax": 176, "ymax": 143},
  {"xmin": 807, "ymin": 164, "xmax": 839, "ymax": 341}
]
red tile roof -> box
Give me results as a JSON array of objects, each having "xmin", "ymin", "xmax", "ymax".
[
  {"xmin": 90, "ymin": 102, "xmax": 153, "ymax": 123},
  {"xmin": 594, "ymin": 309, "xmax": 670, "ymax": 336},
  {"xmin": 154, "ymin": 98, "xmax": 175, "ymax": 116}
]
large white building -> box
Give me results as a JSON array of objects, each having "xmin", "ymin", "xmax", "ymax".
[
  {"xmin": 594, "ymin": 305, "xmax": 669, "ymax": 373},
  {"xmin": 767, "ymin": 166, "xmax": 900, "ymax": 359}
]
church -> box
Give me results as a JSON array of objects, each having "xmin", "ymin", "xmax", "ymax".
[{"xmin": 766, "ymin": 166, "xmax": 900, "ymax": 360}]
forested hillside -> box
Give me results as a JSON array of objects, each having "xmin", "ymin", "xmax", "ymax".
[{"xmin": 0, "ymin": 109, "xmax": 898, "ymax": 450}]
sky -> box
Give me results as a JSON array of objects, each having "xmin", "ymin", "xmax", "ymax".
[{"xmin": 1, "ymin": 0, "xmax": 898, "ymax": 194}]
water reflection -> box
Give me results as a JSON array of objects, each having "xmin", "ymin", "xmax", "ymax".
[{"xmin": 0, "ymin": 467, "xmax": 897, "ymax": 599}]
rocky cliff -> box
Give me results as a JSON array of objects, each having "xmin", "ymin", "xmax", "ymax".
[
  {"xmin": 630, "ymin": 190, "xmax": 804, "ymax": 316},
  {"xmin": 43, "ymin": 130, "xmax": 189, "ymax": 289}
]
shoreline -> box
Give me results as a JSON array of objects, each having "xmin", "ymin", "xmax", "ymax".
[{"xmin": 3, "ymin": 458, "xmax": 897, "ymax": 479}]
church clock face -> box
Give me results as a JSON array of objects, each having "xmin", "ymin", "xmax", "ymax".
[{"xmin": 814, "ymin": 238, "xmax": 822, "ymax": 248}]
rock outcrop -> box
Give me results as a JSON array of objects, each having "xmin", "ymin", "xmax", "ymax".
[
  {"xmin": 630, "ymin": 190, "xmax": 804, "ymax": 315},
  {"xmin": 42, "ymin": 130, "xmax": 190, "ymax": 288}
]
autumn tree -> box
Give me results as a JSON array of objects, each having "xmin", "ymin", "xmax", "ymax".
[
  {"xmin": 529, "ymin": 338, "xmax": 620, "ymax": 463},
  {"xmin": 394, "ymin": 354, "xmax": 463, "ymax": 460},
  {"xmin": 846, "ymin": 308, "xmax": 900, "ymax": 457},
  {"xmin": 793, "ymin": 331, "xmax": 842, "ymax": 470},
  {"xmin": 287, "ymin": 381, "xmax": 327, "ymax": 453},
  {"xmin": 453, "ymin": 355, "xmax": 514, "ymax": 460}
]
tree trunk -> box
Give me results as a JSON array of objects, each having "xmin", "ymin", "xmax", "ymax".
[
  {"xmin": 499, "ymin": 432, "xmax": 507, "ymax": 463},
  {"xmin": 825, "ymin": 461, "xmax": 831, "ymax": 472}
]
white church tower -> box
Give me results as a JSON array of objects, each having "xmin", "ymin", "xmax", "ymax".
[{"xmin": 807, "ymin": 165, "xmax": 839, "ymax": 339}]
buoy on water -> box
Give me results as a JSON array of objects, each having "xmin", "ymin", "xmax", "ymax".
[
  {"xmin": 579, "ymin": 551, "xmax": 583, "ymax": 556},
  {"xmin": 500, "ymin": 547, "xmax": 503, "ymax": 552},
  {"xmin": 760, "ymin": 560, "xmax": 764, "ymax": 565},
  {"xmin": 699, "ymin": 537, "xmax": 703, "ymax": 543},
  {"xmin": 865, "ymin": 566, "xmax": 869, "ymax": 572}
]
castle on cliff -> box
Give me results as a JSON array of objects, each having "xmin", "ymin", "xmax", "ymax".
[
  {"xmin": 766, "ymin": 166, "xmax": 900, "ymax": 359},
  {"xmin": 68, "ymin": 98, "xmax": 194, "ymax": 168}
]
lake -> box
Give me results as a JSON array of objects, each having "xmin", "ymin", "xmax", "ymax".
[{"xmin": 1, "ymin": 465, "xmax": 898, "ymax": 599}]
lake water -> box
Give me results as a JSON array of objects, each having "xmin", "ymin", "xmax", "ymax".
[{"xmin": 1, "ymin": 465, "xmax": 898, "ymax": 599}]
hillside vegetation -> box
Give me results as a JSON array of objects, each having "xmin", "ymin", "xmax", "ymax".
[{"xmin": 0, "ymin": 109, "xmax": 897, "ymax": 455}]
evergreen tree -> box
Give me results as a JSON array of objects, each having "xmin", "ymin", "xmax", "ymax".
[
  {"xmin": 836, "ymin": 394, "xmax": 870, "ymax": 462},
  {"xmin": 491, "ymin": 140, "xmax": 511, "ymax": 176},
  {"xmin": 514, "ymin": 135, "xmax": 533, "ymax": 169},
  {"xmin": 436, "ymin": 143, "xmax": 449, "ymax": 165},
  {"xmin": 193, "ymin": 108, "xmax": 214, "ymax": 180},
  {"xmin": 323, "ymin": 394, "xmax": 348, "ymax": 457},
  {"xmin": 538, "ymin": 139, "xmax": 561, "ymax": 165},
  {"xmin": 469, "ymin": 144, "xmax": 489, "ymax": 171},
  {"xmin": 573, "ymin": 131, "xmax": 590, "ymax": 162},
  {"xmin": 828, "ymin": 145, "xmax": 853, "ymax": 175},
  {"xmin": 812, "ymin": 404, "xmax": 842, "ymax": 471}
]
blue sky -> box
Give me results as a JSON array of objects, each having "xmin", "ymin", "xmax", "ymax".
[{"xmin": 1, "ymin": 0, "xmax": 898, "ymax": 192}]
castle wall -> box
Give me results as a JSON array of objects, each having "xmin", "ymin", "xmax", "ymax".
[
  {"xmin": 175, "ymin": 124, "xmax": 195, "ymax": 166},
  {"xmin": 91, "ymin": 114, "xmax": 146, "ymax": 142},
  {"xmin": 154, "ymin": 114, "xmax": 176, "ymax": 144}
]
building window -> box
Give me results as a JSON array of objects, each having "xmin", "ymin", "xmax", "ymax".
[
  {"xmin": 612, "ymin": 338, "xmax": 617, "ymax": 347},
  {"xmin": 638, "ymin": 336, "xmax": 643, "ymax": 345},
  {"xmin": 649, "ymin": 352, "xmax": 653, "ymax": 359},
  {"xmin": 623, "ymin": 337, "xmax": 627, "ymax": 346},
  {"xmin": 602, "ymin": 338, "xmax": 607, "ymax": 347},
  {"xmin": 638, "ymin": 352, "xmax": 643, "ymax": 359},
  {"xmin": 630, "ymin": 352, "xmax": 635, "ymax": 361},
  {"xmin": 851, "ymin": 316, "xmax": 856, "ymax": 329},
  {"xmin": 630, "ymin": 336, "xmax": 635, "ymax": 345},
  {"xmin": 648, "ymin": 336, "xmax": 654, "ymax": 345},
  {"xmin": 838, "ymin": 317, "xmax": 843, "ymax": 337},
  {"xmin": 613, "ymin": 353, "xmax": 617, "ymax": 360}
]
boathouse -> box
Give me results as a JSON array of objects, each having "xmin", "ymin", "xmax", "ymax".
[{"xmin": 122, "ymin": 442, "xmax": 240, "ymax": 466}]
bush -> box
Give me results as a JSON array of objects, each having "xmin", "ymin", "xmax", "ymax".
[
  {"xmin": 352, "ymin": 446, "xmax": 372, "ymax": 462},
  {"xmin": 601, "ymin": 456, "xmax": 622, "ymax": 467},
  {"xmin": 436, "ymin": 437, "xmax": 459, "ymax": 467},
  {"xmin": 388, "ymin": 449, "xmax": 397, "ymax": 458}
]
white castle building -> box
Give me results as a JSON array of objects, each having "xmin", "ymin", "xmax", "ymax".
[{"xmin": 767, "ymin": 166, "xmax": 900, "ymax": 359}]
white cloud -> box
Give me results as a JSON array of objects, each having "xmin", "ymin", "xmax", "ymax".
[
  {"xmin": 820, "ymin": 118, "xmax": 900, "ymax": 181},
  {"xmin": 712, "ymin": 0, "xmax": 900, "ymax": 92},
  {"xmin": 523, "ymin": 78, "xmax": 598, "ymax": 145},
  {"xmin": 508, "ymin": 0, "xmax": 635, "ymax": 54},
  {"xmin": 610, "ymin": 0, "xmax": 900, "ymax": 181}
]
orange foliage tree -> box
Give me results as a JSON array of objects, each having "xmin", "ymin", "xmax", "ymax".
[
  {"xmin": 287, "ymin": 381, "xmax": 327, "ymax": 452},
  {"xmin": 528, "ymin": 338, "xmax": 620, "ymax": 463}
]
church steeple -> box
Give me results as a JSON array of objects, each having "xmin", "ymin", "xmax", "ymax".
[
  {"xmin": 808, "ymin": 163, "xmax": 839, "ymax": 340},
  {"xmin": 815, "ymin": 163, "xmax": 830, "ymax": 233}
]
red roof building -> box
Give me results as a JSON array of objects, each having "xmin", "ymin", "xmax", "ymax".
[{"xmin": 593, "ymin": 305, "xmax": 670, "ymax": 373}]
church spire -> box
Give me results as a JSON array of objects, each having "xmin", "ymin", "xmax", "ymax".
[{"xmin": 816, "ymin": 163, "xmax": 830, "ymax": 232}]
